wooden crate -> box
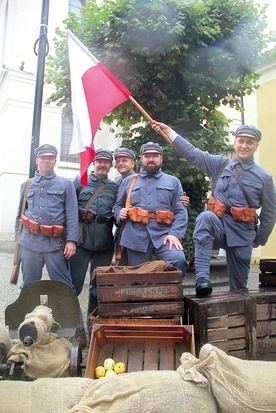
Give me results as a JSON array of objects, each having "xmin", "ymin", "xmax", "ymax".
[
  {"xmin": 236, "ymin": 287, "xmax": 276, "ymax": 360},
  {"xmin": 259, "ymin": 259, "xmax": 276, "ymax": 287},
  {"xmin": 96, "ymin": 269, "xmax": 184, "ymax": 318},
  {"xmin": 184, "ymin": 291, "xmax": 253, "ymax": 359},
  {"xmin": 88, "ymin": 316, "xmax": 182, "ymax": 338},
  {"xmin": 85, "ymin": 324, "xmax": 195, "ymax": 379}
]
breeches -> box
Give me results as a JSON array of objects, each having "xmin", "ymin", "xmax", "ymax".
[
  {"xmin": 193, "ymin": 211, "xmax": 253, "ymax": 289},
  {"xmin": 126, "ymin": 240, "xmax": 188, "ymax": 277},
  {"xmin": 20, "ymin": 246, "xmax": 75, "ymax": 290}
]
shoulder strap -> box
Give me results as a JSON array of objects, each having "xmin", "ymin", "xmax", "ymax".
[
  {"xmin": 125, "ymin": 174, "xmax": 138, "ymax": 208},
  {"xmin": 233, "ymin": 166, "xmax": 252, "ymax": 207},
  {"xmin": 211, "ymin": 159, "xmax": 230, "ymax": 195},
  {"xmin": 21, "ymin": 179, "xmax": 32, "ymax": 214},
  {"xmin": 82, "ymin": 182, "xmax": 107, "ymax": 211}
]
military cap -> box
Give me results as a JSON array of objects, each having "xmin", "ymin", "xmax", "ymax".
[
  {"xmin": 235, "ymin": 125, "xmax": 262, "ymax": 141},
  {"xmin": 140, "ymin": 142, "xmax": 163, "ymax": 155},
  {"xmin": 34, "ymin": 144, "xmax": 58, "ymax": 157},
  {"xmin": 94, "ymin": 148, "xmax": 113, "ymax": 162},
  {"xmin": 114, "ymin": 147, "xmax": 136, "ymax": 161}
]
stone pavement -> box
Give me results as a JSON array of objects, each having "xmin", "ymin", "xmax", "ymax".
[{"xmin": 0, "ymin": 232, "xmax": 260, "ymax": 329}]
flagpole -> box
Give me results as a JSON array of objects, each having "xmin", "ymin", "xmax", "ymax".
[
  {"xmin": 29, "ymin": 0, "xmax": 50, "ymax": 178},
  {"xmin": 128, "ymin": 96, "xmax": 172, "ymax": 145}
]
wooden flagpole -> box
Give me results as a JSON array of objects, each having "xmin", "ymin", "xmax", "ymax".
[{"xmin": 128, "ymin": 96, "xmax": 173, "ymax": 145}]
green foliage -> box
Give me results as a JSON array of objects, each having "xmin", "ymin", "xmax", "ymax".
[{"xmin": 45, "ymin": 0, "xmax": 270, "ymax": 259}]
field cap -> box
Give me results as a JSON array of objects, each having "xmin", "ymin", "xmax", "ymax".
[
  {"xmin": 94, "ymin": 149, "xmax": 113, "ymax": 162},
  {"xmin": 114, "ymin": 147, "xmax": 136, "ymax": 161},
  {"xmin": 140, "ymin": 142, "xmax": 163, "ymax": 155},
  {"xmin": 235, "ymin": 125, "xmax": 262, "ymax": 141},
  {"xmin": 34, "ymin": 144, "xmax": 58, "ymax": 157}
]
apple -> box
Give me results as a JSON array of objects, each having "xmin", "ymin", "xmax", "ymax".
[
  {"xmin": 94, "ymin": 366, "xmax": 106, "ymax": 379},
  {"xmin": 104, "ymin": 357, "xmax": 115, "ymax": 371},
  {"xmin": 114, "ymin": 362, "xmax": 126, "ymax": 374},
  {"xmin": 105, "ymin": 369, "xmax": 117, "ymax": 377}
]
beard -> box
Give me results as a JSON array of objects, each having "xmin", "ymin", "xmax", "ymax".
[{"xmin": 143, "ymin": 164, "xmax": 160, "ymax": 174}]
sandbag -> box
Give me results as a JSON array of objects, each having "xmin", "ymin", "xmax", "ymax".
[
  {"xmin": 180, "ymin": 343, "xmax": 276, "ymax": 413},
  {"xmin": 0, "ymin": 377, "xmax": 93, "ymax": 413},
  {"xmin": 69, "ymin": 370, "xmax": 218, "ymax": 413},
  {"xmin": 7, "ymin": 305, "xmax": 71, "ymax": 379},
  {"xmin": 0, "ymin": 325, "xmax": 13, "ymax": 360}
]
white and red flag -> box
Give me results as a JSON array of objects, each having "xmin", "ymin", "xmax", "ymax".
[{"xmin": 67, "ymin": 30, "xmax": 132, "ymax": 185}]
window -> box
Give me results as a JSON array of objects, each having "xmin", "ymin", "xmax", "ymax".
[
  {"xmin": 60, "ymin": 114, "xmax": 79, "ymax": 163},
  {"xmin": 60, "ymin": 0, "xmax": 86, "ymax": 163}
]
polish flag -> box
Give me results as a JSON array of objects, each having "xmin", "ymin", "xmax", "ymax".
[{"xmin": 67, "ymin": 30, "xmax": 132, "ymax": 185}]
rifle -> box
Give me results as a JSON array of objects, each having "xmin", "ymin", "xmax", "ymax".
[
  {"xmin": 10, "ymin": 233, "xmax": 21, "ymax": 285},
  {"xmin": 10, "ymin": 179, "xmax": 31, "ymax": 285},
  {"xmin": 115, "ymin": 174, "xmax": 138, "ymax": 266}
]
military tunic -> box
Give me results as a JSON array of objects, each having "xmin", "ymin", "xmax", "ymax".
[
  {"xmin": 171, "ymin": 132, "xmax": 276, "ymax": 289},
  {"xmin": 70, "ymin": 172, "xmax": 118, "ymax": 295},
  {"xmin": 15, "ymin": 170, "xmax": 78, "ymax": 288},
  {"xmin": 114, "ymin": 168, "xmax": 188, "ymax": 275}
]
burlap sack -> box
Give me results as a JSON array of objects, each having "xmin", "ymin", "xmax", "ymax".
[
  {"xmin": 7, "ymin": 305, "xmax": 71, "ymax": 379},
  {"xmin": 94, "ymin": 260, "xmax": 176, "ymax": 274},
  {"xmin": 8, "ymin": 333, "xmax": 71, "ymax": 379},
  {"xmin": 69, "ymin": 370, "xmax": 218, "ymax": 413},
  {"xmin": 0, "ymin": 325, "xmax": 13, "ymax": 362},
  {"xmin": 180, "ymin": 343, "xmax": 276, "ymax": 413},
  {"xmin": 0, "ymin": 377, "xmax": 93, "ymax": 413}
]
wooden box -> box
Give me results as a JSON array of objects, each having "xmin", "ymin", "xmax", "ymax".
[
  {"xmin": 85, "ymin": 324, "xmax": 195, "ymax": 379},
  {"xmin": 259, "ymin": 259, "xmax": 276, "ymax": 287},
  {"xmin": 184, "ymin": 291, "xmax": 253, "ymax": 359},
  {"xmin": 96, "ymin": 268, "xmax": 184, "ymax": 318},
  {"xmin": 236, "ymin": 287, "xmax": 276, "ymax": 360}
]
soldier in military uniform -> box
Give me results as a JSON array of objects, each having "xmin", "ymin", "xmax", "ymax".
[
  {"xmin": 114, "ymin": 142, "xmax": 188, "ymax": 276},
  {"xmin": 15, "ymin": 144, "xmax": 78, "ymax": 288},
  {"xmin": 70, "ymin": 149, "xmax": 118, "ymax": 314},
  {"xmin": 152, "ymin": 121, "xmax": 276, "ymax": 296}
]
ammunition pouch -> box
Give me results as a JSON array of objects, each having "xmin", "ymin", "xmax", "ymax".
[
  {"xmin": 128, "ymin": 208, "xmax": 174, "ymax": 226},
  {"xmin": 230, "ymin": 206, "xmax": 256, "ymax": 223},
  {"xmin": 155, "ymin": 210, "xmax": 174, "ymax": 225},
  {"xmin": 128, "ymin": 207, "xmax": 149, "ymax": 225},
  {"xmin": 78, "ymin": 209, "xmax": 114, "ymax": 226},
  {"xmin": 21, "ymin": 214, "xmax": 64, "ymax": 237},
  {"xmin": 78, "ymin": 208, "xmax": 96, "ymax": 224},
  {"xmin": 207, "ymin": 195, "xmax": 227, "ymax": 218}
]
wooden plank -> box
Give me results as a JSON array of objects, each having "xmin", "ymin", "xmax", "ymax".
[
  {"xmin": 256, "ymin": 337, "xmax": 276, "ymax": 355},
  {"xmin": 159, "ymin": 342, "xmax": 175, "ymax": 370},
  {"xmin": 228, "ymin": 349, "xmax": 247, "ymax": 359},
  {"xmin": 207, "ymin": 314, "xmax": 246, "ymax": 329},
  {"xmin": 143, "ymin": 341, "xmax": 160, "ymax": 370},
  {"xmin": 97, "ymin": 271, "xmax": 183, "ymax": 286},
  {"xmin": 97, "ymin": 284, "xmax": 183, "ymax": 303},
  {"xmin": 98, "ymin": 301, "xmax": 184, "ymax": 318},
  {"xmin": 208, "ymin": 326, "xmax": 246, "ymax": 341},
  {"xmin": 112, "ymin": 341, "xmax": 128, "ymax": 366},
  {"xmin": 207, "ymin": 300, "xmax": 246, "ymax": 318},
  {"xmin": 127, "ymin": 341, "xmax": 144, "ymax": 372},
  {"xmin": 256, "ymin": 303, "xmax": 276, "ymax": 320},
  {"xmin": 211, "ymin": 338, "xmax": 246, "ymax": 352},
  {"xmin": 256, "ymin": 320, "xmax": 276, "ymax": 337}
]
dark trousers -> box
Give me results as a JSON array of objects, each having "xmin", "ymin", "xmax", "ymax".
[{"xmin": 70, "ymin": 246, "xmax": 114, "ymax": 316}]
